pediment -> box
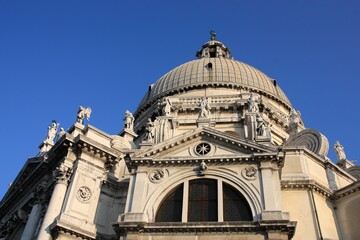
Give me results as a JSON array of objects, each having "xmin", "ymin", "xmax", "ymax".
[
  {"xmin": 1, "ymin": 156, "xmax": 43, "ymax": 202},
  {"xmin": 131, "ymin": 127, "xmax": 277, "ymax": 161}
]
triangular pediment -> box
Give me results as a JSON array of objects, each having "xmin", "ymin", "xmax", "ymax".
[
  {"xmin": 131, "ymin": 127, "xmax": 277, "ymax": 161},
  {"xmin": 0, "ymin": 157, "xmax": 43, "ymax": 204}
]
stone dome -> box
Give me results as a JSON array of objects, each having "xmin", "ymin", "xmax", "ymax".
[{"xmin": 136, "ymin": 35, "xmax": 291, "ymax": 114}]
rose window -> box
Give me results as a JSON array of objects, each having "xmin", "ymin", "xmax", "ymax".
[{"xmin": 195, "ymin": 143, "xmax": 211, "ymax": 155}]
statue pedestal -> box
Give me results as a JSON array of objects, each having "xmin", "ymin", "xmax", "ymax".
[
  {"xmin": 121, "ymin": 129, "xmax": 138, "ymax": 142},
  {"xmin": 38, "ymin": 141, "xmax": 54, "ymax": 153},
  {"xmin": 197, "ymin": 117, "xmax": 211, "ymax": 127}
]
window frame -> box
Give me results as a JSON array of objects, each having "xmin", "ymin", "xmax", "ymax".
[{"xmin": 155, "ymin": 178, "xmax": 253, "ymax": 223}]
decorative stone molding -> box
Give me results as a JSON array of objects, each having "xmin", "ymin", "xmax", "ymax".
[
  {"xmin": 52, "ymin": 224, "xmax": 95, "ymax": 240},
  {"xmin": 285, "ymin": 129, "xmax": 329, "ymax": 157},
  {"xmin": 149, "ymin": 169, "xmax": 166, "ymax": 183},
  {"xmin": 241, "ymin": 166, "xmax": 258, "ymax": 180},
  {"xmin": 76, "ymin": 137, "xmax": 119, "ymax": 170},
  {"xmin": 127, "ymin": 153, "xmax": 283, "ymax": 169},
  {"xmin": 76, "ymin": 186, "xmax": 92, "ymax": 202},
  {"xmin": 198, "ymin": 160, "xmax": 208, "ymax": 176},
  {"xmin": 113, "ymin": 221, "xmax": 296, "ymax": 239},
  {"xmin": 34, "ymin": 182, "xmax": 47, "ymax": 204},
  {"xmin": 53, "ymin": 164, "xmax": 73, "ymax": 185},
  {"xmin": 333, "ymin": 181, "xmax": 360, "ymax": 200},
  {"xmin": 281, "ymin": 180, "xmax": 332, "ymax": 197}
]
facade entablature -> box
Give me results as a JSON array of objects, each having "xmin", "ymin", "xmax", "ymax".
[
  {"xmin": 333, "ymin": 181, "xmax": 360, "ymax": 200},
  {"xmin": 126, "ymin": 153, "xmax": 283, "ymax": 169},
  {"xmin": 281, "ymin": 179, "xmax": 333, "ymax": 198},
  {"xmin": 74, "ymin": 134, "xmax": 122, "ymax": 169},
  {"xmin": 132, "ymin": 127, "xmax": 278, "ymax": 158},
  {"xmin": 113, "ymin": 221, "xmax": 296, "ymax": 238}
]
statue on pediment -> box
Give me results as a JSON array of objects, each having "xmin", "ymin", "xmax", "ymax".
[{"xmin": 124, "ymin": 110, "xmax": 135, "ymax": 131}]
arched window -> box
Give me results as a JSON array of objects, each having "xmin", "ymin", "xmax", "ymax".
[
  {"xmin": 155, "ymin": 183, "xmax": 183, "ymax": 222},
  {"xmin": 155, "ymin": 179, "xmax": 253, "ymax": 222},
  {"xmin": 223, "ymin": 182, "xmax": 252, "ymax": 221},
  {"xmin": 188, "ymin": 179, "xmax": 217, "ymax": 221}
]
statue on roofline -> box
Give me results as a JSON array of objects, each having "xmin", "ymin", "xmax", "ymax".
[
  {"xmin": 45, "ymin": 120, "xmax": 59, "ymax": 145},
  {"xmin": 77, "ymin": 106, "xmax": 92, "ymax": 125},
  {"xmin": 334, "ymin": 141, "xmax": 347, "ymax": 161},
  {"xmin": 124, "ymin": 110, "xmax": 135, "ymax": 131}
]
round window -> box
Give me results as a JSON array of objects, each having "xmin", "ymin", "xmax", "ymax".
[{"xmin": 195, "ymin": 143, "xmax": 211, "ymax": 155}]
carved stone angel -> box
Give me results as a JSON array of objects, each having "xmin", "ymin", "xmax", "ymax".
[{"xmin": 77, "ymin": 106, "xmax": 92, "ymax": 124}]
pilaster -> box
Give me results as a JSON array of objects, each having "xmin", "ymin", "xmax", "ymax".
[{"xmin": 260, "ymin": 161, "xmax": 287, "ymax": 220}]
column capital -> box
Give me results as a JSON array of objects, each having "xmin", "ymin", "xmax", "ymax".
[{"xmin": 53, "ymin": 163, "xmax": 73, "ymax": 185}]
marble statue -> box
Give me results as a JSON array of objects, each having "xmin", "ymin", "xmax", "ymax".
[
  {"xmin": 77, "ymin": 106, "xmax": 92, "ymax": 124},
  {"xmin": 256, "ymin": 114, "xmax": 266, "ymax": 137},
  {"xmin": 289, "ymin": 109, "xmax": 301, "ymax": 125},
  {"xmin": 124, "ymin": 110, "xmax": 135, "ymax": 131},
  {"xmin": 45, "ymin": 120, "xmax": 59, "ymax": 145},
  {"xmin": 247, "ymin": 93, "xmax": 259, "ymax": 113},
  {"xmin": 162, "ymin": 97, "xmax": 172, "ymax": 116},
  {"xmin": 56, "ymin": 128, "xmax": 66, "ymax": 141},
  {"xmin": 198, "ymin": 97, "xmax": 211, "ymax": 118},
  {"xmin": 145, "ymin": 118, "xmax": 155, "ymax": 142},
  {"xmin": 334, "ymin": 141, "xmax": 347, "ymax": 161}
]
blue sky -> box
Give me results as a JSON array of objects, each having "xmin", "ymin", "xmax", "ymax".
[{"xmin": 0, "ymin": 1, "xmax": 359, "ymax": 198}]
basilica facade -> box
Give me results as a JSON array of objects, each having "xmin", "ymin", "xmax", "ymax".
[{"xmin": 1, "ymin": 34, "xmax": 359, "ymax": 240}]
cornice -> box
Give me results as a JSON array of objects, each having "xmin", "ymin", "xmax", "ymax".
[
  {"xmin": 75, "ymin": 134, "xmax": 121, "ymax": 169},
  {"xmin": 128, "ymin": 153, "xmax": 282, "ymax": 166},
  {"xmin": 333, "ymin": 181, "xmax": 360, "ymax": 200},
  {"xmin": 113, "ymin": 221, "xmax": 296, "ymax": 238},
  {"xmin": 52, "ymin": 223, "xmax": 95, "ymax": 240},
  {"xmin": 281, "ymin": 179, "xmax": 333, "ymax": 197},
  {"xmin": 282, "ymin": 146, "xmax": 356, "ymax": 182},
  {"xmin": 133, "ymin": 127, "xmax": 278, "ymax": 159}
]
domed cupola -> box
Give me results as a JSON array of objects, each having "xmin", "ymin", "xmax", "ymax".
[
  {"xmin": 135, "ymin": 32, "xmax": 291, "ymax": 119},
  {"xmin": 132, "ymin": 32, "xmax": 294, "ymax": 146},
  {"xmin": 195, "ymin": 30, "xmax": 232, "ymax": 59}
]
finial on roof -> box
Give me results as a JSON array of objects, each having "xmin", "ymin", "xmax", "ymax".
[{"xmin": 210, "ymin": 30, "xmax": 216, "ymax": 41}]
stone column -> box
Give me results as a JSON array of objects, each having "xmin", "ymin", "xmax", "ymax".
[
  {"xmin": 21, "ymin": 204, "xmax": 42, "ymax": 240},
  {"xmin": 36, "ymin": 164, "xmax": 72, "ymax": 240},
  {"xmin": 21, "ymin": 183, "xmax": 46, "ymax": 240}
]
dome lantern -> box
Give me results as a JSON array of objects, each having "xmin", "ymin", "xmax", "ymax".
[{"xmin": 196, "ymin": 30, "xmax": 231, "ymax": 59}]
